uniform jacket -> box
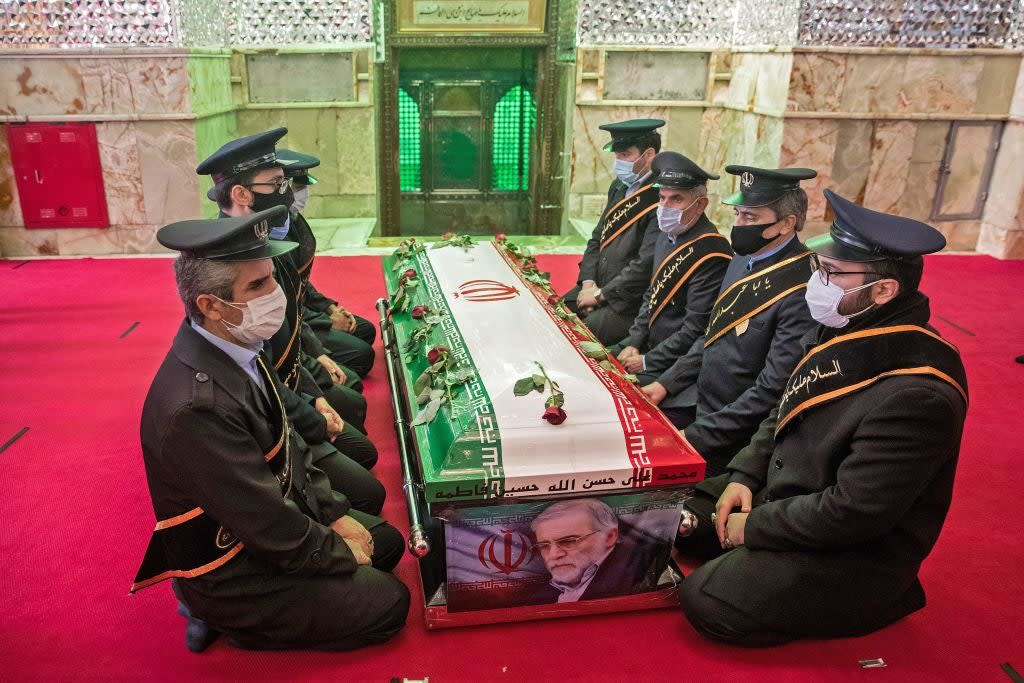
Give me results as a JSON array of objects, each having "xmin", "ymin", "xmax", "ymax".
[
  {"xmin": 139, "ymin": 320, "xmax": 359, "ymax": 592},
  {"xmin": 577, "ymin": 178, "xmax": 660, "ymax": 317},
  {"xmin": 661, "ymin": 237, "xmax": 817, "ymax": 471},
  {"xmin": 698, "ymin": 292, "xmax": 968, "ymax": 633},
  {"xmin": 614, "ymin": 214, "xmax": 730, "ymax": 374}
]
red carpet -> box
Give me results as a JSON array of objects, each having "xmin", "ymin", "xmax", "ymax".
[{"xmin": 0, "ymin": 253, "xmax": 1021, "ymax": 681}]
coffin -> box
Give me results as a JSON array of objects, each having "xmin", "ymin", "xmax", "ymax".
[{"xmin": 379, "ymin": 238, "xmax": 704, "ymax": 628}]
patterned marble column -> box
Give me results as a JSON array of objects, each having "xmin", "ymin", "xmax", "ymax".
[{"xmin": 977, "ymin": 60, "xmax": 1024, "ymax": 259}]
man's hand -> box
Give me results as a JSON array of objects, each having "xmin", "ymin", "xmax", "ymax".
[
  {"xmin": 317, "ymin": 354, "xmax": 346, "ymax": 385},
  {"xmin": 576, "ymin": 289, "xmax": 599, "ymax": 311},
  {"xmin": 342, "ymin": 538, "xmax": 372, "ymax": 565},
  {"xmin": 621, "ymin": 354, "xmax": 644, "ymax": 374},
  {"xmin": 314, "ymin": 397, "xmax": 345, "ymax": 440},
  {"xmin": 330, "ymin": 306, "xmax": 357, "ymax": 333},
  {"xmin": 331, "ymin": 515, "xmax": 373, "ymax": 561},
  {"xmin": 577, "ymin": 280, "xmax": 597, "ymax": 308},
  {"xmin": 641, "ymin": 381, "xmax": 667, "ymax": 405},
  {"xmin": 714, "ymin": 482, "xmax": 753, "ymax": 545},
  {"xmin": 617, "ymin": 346, "xmax": 639, "ymax": 363},
  {"xmin": 724, "ymin": 512, "xmax": 748, "ymax": 549}
]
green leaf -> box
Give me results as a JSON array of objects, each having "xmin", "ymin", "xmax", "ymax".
[
  {"xmin": 430, "ymin": 388, "xmax": 445, "ymax": 400},
  {"xmin": 580, "ymin": 341, "xmax": 609, "ymax": 360},
  {"xmin": 545, "ymin": 392, "xmax": 565, "ymax": 408},
  {"xmin": 623, "ymin": 373, "xmax": 639, "ymax": 384},
  {"xmin": 599, "ymin": 360, "xmax": 615, "ymax": 372},
  {"xmin": 413, "ymin": 370, "xmax": 432, "ymax": 395},
  {"xmin": 532, "ymin": 374, "xmax": 546, "ymax": 388},
  {"xmin": 449, "ymin": 366, "xmax": 475, "ymax": 384},
  {"xmin": 513, "ymin": 376, "xmax": 536, "ymax": 396},
  {"xmin": 416, "ymin": 385, "xmax": 432, "ymax": 405},
  {"xmin": 411, "ymin": 397, "xmax": 444, "ymax": 426}
]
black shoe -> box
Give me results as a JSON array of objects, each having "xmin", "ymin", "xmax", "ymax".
[{"xmin": 177, "ymin": 601, "xmax": 221, "ymax": 653}]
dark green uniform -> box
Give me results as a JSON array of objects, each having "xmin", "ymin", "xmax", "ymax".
[
  {"xmin": 138, "ymin": 322, "xmax": 408, "ymax": 650},
  {"xmin": 611, "ymin": 214, "xmax": 732, "ymax": 377},
  {"xmin": 658, "ymin": 237, "xmax": 816, "ymax": 475},
  {"xmin": 676, "ymin": 189, "xmax": 967, "ymax": 647}
]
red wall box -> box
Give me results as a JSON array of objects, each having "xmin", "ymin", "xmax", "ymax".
[{"xmin": 6, "ymin": 122, "xmax": 110, "ymax": 229}]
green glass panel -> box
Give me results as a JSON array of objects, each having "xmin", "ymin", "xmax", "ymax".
[
  {"xmin": 491, "ymin": 85, "xmax": 536, "ymax": 192},
  {"xmin": 398, "ymin": 87, "xmax": 421, "ymax": 192}
]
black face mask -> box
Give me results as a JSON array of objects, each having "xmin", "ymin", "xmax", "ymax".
[
  {"xmin": 730, "ymin": 220, "xmax": 778, "ymax": 256},
  {"xmin": 250, "ymin": 186, "xmax": 294, "ymax": 225}
]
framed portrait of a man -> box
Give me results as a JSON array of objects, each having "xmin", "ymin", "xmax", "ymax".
[{"xmin": 443, "ymin": 491, "xmax": 686, "ymax": 612}]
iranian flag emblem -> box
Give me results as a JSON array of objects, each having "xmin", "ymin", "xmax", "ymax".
[{"xmin": 453, "ymin": 279, "xmax": 520, "ymax": 302}]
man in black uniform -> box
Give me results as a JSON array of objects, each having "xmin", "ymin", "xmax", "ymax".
[
  {"xmin": 610, "ymin": 152, "xmax": 732, "ymax": 385},
  {"xmin": 132, "ymin": 211, "xmax": 409, "ymax": 651},
  {"xmin": 562, "ymin": 119, "xmax": 665, "ymax": 345},
  {"xmin": 676, "ymin": 190, "xmax": 969, "ymax": 646},
  {"xmin": 641, "ymin": 166, "xmax": 818, "ymax": 476},
  {"xmin": 278, "ymin": 148, "xmax": 377, "ymax": 378},
  {"xmin": 198, "ymin": 130, "xmax": 375, "ymax": 463}
]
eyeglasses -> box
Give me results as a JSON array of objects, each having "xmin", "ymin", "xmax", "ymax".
[
  {"xmin": 246, "ymin": 178, "xmax": 291, "ymax": 194},
  {"xmin": 531, "ymin": 531, "xmax": 599, "ymax": 553},
  {"xmin": 809, "ymin": 253, "xmax": 886, "ymax": 286}
]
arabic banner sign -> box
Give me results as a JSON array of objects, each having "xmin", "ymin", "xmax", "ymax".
[
  {"xmin": 444, "ymin": 491, "xmax": 686, "ymax": 612},
  {"xmin": 397, "ymin": 0, "xmax": 547, "ymax": 33}
]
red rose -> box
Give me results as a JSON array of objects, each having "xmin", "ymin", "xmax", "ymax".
[
  {"xmin": 547, "ymin": 294, "xmax": 561, "ymax": 306},
  {"xmin": 495, "ymin": 232, "xmax": 507, "ymax": 242},
  {"xmin": 427, "ymin": 346, "xmax": 448, "ymax": 364},
  {"xmin": 442, "ymin": 232, "xmax": 456, "ymax": 240},
  {"xmin": 542, "ymin": 406, "xmax": 567, "ymax": 425},
  {"xmin": 403, "ymin": 268, "xmax": 417, "ymax": 280},
  {"xmin": 409, "ymin": 237, "xmax": 416, "ymax": 242},
  {"xmin": 411, "ymin": 305, "xmax": 431, "ymax": 319}
]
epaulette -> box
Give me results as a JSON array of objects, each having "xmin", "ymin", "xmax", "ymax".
[{"xmin": 190, "ymin": 369, "xmax": 215, "ymax": 410}]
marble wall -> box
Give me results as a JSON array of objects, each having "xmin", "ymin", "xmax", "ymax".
[
  {"xmin": 569, "ymin": 50, "xmax": 791, "ymax": 232},
  {"xmin": 978, "ymin": 60, "xmax": 1024, "ymax": 259},
  {"xmin": 0, "ymin": 50, "xmax": 204, "ymax": 257},
  {"xmin": 569, "ymin": 46, "xmax": 1022, "ymax": 254},
  {"xmin": 779, "ymin": 49, "xmax": 1021, "ymax": 251}
]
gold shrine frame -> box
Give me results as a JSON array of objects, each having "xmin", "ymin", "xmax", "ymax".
[{"xmin": 397, "ymin": 0, "xmax": 547, "ymax": 33}]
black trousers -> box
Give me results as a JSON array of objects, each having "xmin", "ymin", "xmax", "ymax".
[
  {"xmin": 178, "ymin": 519, "xmax": 409, "ymax": 652},
  {"xmin": 562, "ymin": 285, "xmax": 636, "ymax": 347},
  {"xmin": 329, "ymin": 421, "xmax": 378, "ymax": 471},
  {"xmin": 676, "ymin": 475, "xmax": 926, "ymax": 646},
  {"xmin": 310, "ymin": 441, "xmax": 385, "ymax": 515},
  {"xmin": 309, "ymin": 315, "xmax": 376, "ymax": 378}
]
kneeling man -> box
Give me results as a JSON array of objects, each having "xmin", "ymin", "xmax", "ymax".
[
  {"xmin": 131, "ymin": 209, "xmax": 409, "ymax": 651},
  {"xmin": 676, "ymin": 190, "xmax": 968, "ymax": 646}
]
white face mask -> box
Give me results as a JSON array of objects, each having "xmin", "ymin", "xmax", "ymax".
[
  {"xmin": 217, "ymin": 284, "xmax": 287, "ymax": 344},
  {"xmin": 656, "ymin": 197, "xmax": 701, "ymax": 236},
  {"xmin": 613, "ymin": 157, "xmax": 639, "ymax": 186},
  {"xmin": 269, "ymin": 213, "xmax": 290, "ymax": 241},
  {"xmin": 804, "ymin": 274, "xmax": 877, "ymax": 328},
  {"xmin": 291, "ymin": 186, "xmax": 308, "ymax": 214}
]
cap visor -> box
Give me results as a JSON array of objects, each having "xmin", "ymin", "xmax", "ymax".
[
  {"xmin": 808, "ymin": 235, "xmax": 884, "ymax": 263},
  {"xmin": 217, "ymin": 240, "xmax": 299, "ymax": 262},
  {"xmin": 720, "ymin": 190, "xmax": 776, "ymax": 208},
  {"xmin": 720, "ymin": 190, "xmax": 744, "ymax": 206}
]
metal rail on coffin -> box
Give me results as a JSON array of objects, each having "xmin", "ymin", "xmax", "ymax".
[{"xmin": 379, "ymin": 239, "xmax": 705, "ymax": 628}]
